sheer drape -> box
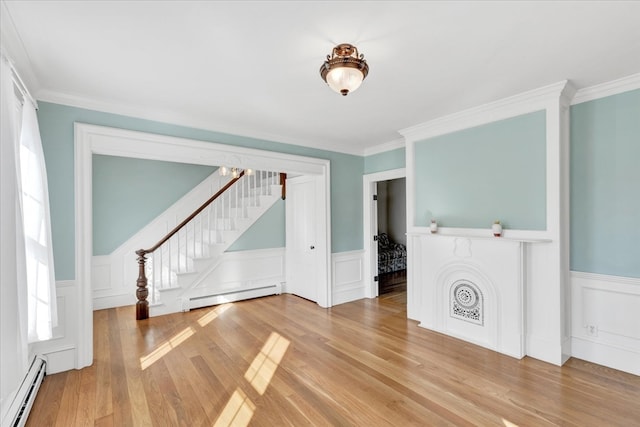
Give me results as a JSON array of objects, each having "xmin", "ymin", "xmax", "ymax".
[
  {"xmin": 0, "ymin": 53, "xmax": 29, "ymax": 417},
  {"xmin": 19, "ymin": 98, "xmax": 58, "ymax": 341},
  {"xmin": 0, "ymin": 51, "xmax": 57, "ymax": 351}
]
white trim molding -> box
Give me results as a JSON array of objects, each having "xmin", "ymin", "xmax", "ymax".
[
  {"xmin": 571, "ymin": 72, "xmax": 640, "ymax": 105},
  {"xmin": 571, "ymin": 271, "xmax": 640, "ymax": 376},
  {"xmin": 399, "ymin": 80, "xmax": 575, "ymax": 143},
  {"xmin": 74, "ymin": 123, "xmax": 332, "ymax": 369},
  {"xmin": 332, "ymin": 250, "xmax": 365, "ymax": 306}
]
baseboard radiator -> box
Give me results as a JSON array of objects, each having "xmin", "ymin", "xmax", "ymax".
[
  {"xmin": 184, "ymin": 283, "xmax": 282, "ymax": 311},
  {"xmin": 3, "ymin": 356, "xmax": 46, "ymax": 427}
]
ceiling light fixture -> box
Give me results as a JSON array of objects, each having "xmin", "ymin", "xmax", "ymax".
[{"xmin": 320, "ymin": 43, "xmax": 369, "ymax": 96}]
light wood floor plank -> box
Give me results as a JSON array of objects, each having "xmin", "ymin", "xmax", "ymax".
[{"xmin": 26, "ymin": 292, "xmax": 640, "ymax": 426}]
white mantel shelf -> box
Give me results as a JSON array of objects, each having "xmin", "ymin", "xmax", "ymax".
[{"xmin": 408, "ymin": 228, "xmax": 552, "ymax": 244}]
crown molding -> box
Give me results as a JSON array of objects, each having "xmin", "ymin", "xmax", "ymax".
[
  {"xmin": 571, "ymin": 73, "xmax": 640, "ymax": 105},
  {"xmin": 0, "ymin": 0, "xmax": 41, "ymax": 94},
  {"xmin": 363, "ymin": 138, "xmax": 405, "ymax": 156},
  {"xmin": 399, "ymin": 80, "xmax": 570, "ymax": 143},
  {"xmin": 36, "ymin": 89, "xmax": 365, "ymax": 157}
]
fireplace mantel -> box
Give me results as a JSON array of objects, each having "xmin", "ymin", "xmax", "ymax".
[
  {"xmin": 408, "ymin": 228, "xmax": 552, "ymax": 244},
  {"xmin": 408, "ymin": 233, "xmax": 551, "ymax": 359}
]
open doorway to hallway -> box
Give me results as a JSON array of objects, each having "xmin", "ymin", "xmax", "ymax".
[
  {"xmin": 362, "ymin": 167, "xmax": 407, "ymax": 304},
  {"xmin": 376, "ymin": 178, "xmax": 407, "ymax": 300}
]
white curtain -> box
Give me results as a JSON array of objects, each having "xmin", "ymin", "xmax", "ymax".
[
  {"xmin": 0, "ymin": 53, "xmax": 29, "ymax": 419},
  {"xmin": 19, "ymin": 95, "xmax": 58, "ymax": 342}
]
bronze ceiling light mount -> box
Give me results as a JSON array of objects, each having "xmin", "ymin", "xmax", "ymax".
[{"xmin": 319, "ymin": 43, "xmax": 369, "ymax": 96}]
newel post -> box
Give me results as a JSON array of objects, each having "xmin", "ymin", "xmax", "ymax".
[
  {"xmin": 135, "ymin": 249, "xmax": 149, "ymax": 320},
  {"xmin": 280, "ymin": 173, "xmax": 287, "ymax": 200}
]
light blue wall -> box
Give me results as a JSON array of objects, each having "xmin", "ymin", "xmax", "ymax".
[
  {"xmin": 364, "ymin": 147, "xmax": 405, "ymax": 174},
  {"xmin": 570, "ymin": 89, "xmax": 640, "ymax": 278},
  {"xmin": 37, "ymin": 102, "xmax": 363, "ymax": 280},
  {"xmin": 413, "ymin": 111, "xmax": 546, "ymax": 229},
  {"xmin": 92, "ymin": 155, "xmax": 216, "ymax": 255},
  {"xmin": 228, "ymin": 199, "xmax": 286, "ymax": 251}
]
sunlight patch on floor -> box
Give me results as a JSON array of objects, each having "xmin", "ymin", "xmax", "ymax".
[
  {"xmin": 244, "ymin": 331, "xmax": 290, "ymax": 395},
  {"xmin": 139, "ymin": 326, "xmax": 195, "ymax": 370},
  {"xmin": 198, "ymin": 303, "xmax": 232, "ymax": 327},
  {"xmin": 213, "ymin": 388, "xmax": 255, "ymax": 427},
  {"xmin": 502, "ymin": 418, "xmax": 520, "ymax": 427}
]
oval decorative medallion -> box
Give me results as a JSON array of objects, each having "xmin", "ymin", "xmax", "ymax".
[{"xmin": 450, "ymin": 280, "xmax": 483, "ymax": 325}]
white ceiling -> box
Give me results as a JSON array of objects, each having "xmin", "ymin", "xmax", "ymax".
[{"xmin": 3, "ymin": 1, "xmax": 639, "ymax": 155}]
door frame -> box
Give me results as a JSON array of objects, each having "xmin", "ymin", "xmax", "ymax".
[
  {"xmin": 74, "ymin": 123, "xmax": 331, "ymax": 369},
  {"xmin": 362, "ymin": 168, "xmax": 406, "ymax": 299}
]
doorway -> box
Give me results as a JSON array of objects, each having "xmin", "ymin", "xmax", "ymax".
[
  {"xmin": 376, "ymin": 177, "xmax": 407, "ymax": 297},
  {"xmin": 362, "ymin": 168, "xmax": 406, "ymax": 300}
]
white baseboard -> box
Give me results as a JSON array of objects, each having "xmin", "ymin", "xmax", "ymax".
[
  {"xmin": 571, "ymin": 271, "xmax": 640, "ymax": 375},
  {"xmin": 332, "ymin": 250, "xmax": 365, "ymax": 306},
  {"xmin": 572, "ymin": 337, "xmax": 640, "ymax": 376},
  {"xmin": 94, "ymin": 292, "xmax": 136, "ymax": 310}
]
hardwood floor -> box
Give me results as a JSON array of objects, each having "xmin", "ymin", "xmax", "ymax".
[
  {"xmin": 378, "ymin": 270, "xmax": 407, "ymax": 305},
  {"xmin": 27, "ymin": 293, "xmax": 640, "ymax": 426}
]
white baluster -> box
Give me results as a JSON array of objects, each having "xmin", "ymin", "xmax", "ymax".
[
  {"xmin": 159, "ymin": 244, "xmax": 163, "ymax": 292},
  {"xmin": 200, "ymin": 214, "xmax": 204, "ymax": 256},
  {"xmin": 253, "ymin": 172, "xmax": 257, "ymax": 206},
  {"xmin": 241, "ymin": 175, "xmax": 245, "ymax": 217},
  {"xmin": 168, "ymin": 237, "xmax": 172, "ymax": 287}
]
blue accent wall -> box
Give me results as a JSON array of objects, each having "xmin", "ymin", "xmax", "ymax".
[
  {"xmin": 92, "ymin": 155, "xmax": 216, "ymax": 255},
  {"xmin": 364, "ymin": 147, "xmax": 405, "ymax": 174},
  {"xmin": 570, "ymin": 89, "xmax": 640, "ymax": 278},
  {"xmin": 227, "ymin": 199, "xmax": 286, "ymax": 251},
  {"xmin": 413, "ymin": 111, "xmax": 547, "ymax": 229},
  {"xmin": 37, "ymin": 102, "xmax": 363, "ymax": 280}
]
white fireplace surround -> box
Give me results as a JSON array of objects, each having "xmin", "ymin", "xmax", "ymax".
[{"xmin": 414, "ymin": 233, "xmax": 549, "ymax": 359}]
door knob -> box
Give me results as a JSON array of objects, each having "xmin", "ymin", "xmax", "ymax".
[{"xmin": 310, "ymin": 245, "xmax": 315, "ymax": 250}]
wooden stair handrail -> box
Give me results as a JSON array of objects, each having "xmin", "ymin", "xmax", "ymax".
[
  {"xmin": 136, "ymin": 170, "xmax": 245, "ymax": 320},
  {"xmin": 138, "ymin": 170, "xmax": 245, "ymax": 257},
  {"xmin": 135, "ymin": 170, "xmax": 287, "ymax": 320}
]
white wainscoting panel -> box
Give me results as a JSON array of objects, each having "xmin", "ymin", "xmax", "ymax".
[
  {"xmin": 187, "ymin": 248, "xmax": 285, "ymax": 299},
  {"xmin": 29, "ymin": 280, "xmax": 78, "ymax": 374},
  {"xmin": 571, "ymin": 271, "xmax": 640, "ymax": 376},
  {"xmin": 332, "ymin": 250, "xmax": 365, "ymax": 306}
]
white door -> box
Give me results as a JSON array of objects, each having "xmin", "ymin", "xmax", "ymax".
[{"xmin": 286, "ymin": 175, "xmax": 319, "ymax": 302}]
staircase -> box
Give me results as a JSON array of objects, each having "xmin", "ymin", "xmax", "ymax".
[{"xmin": 136, "ymin": 169, "xmax": 285, "ymax": 318}]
